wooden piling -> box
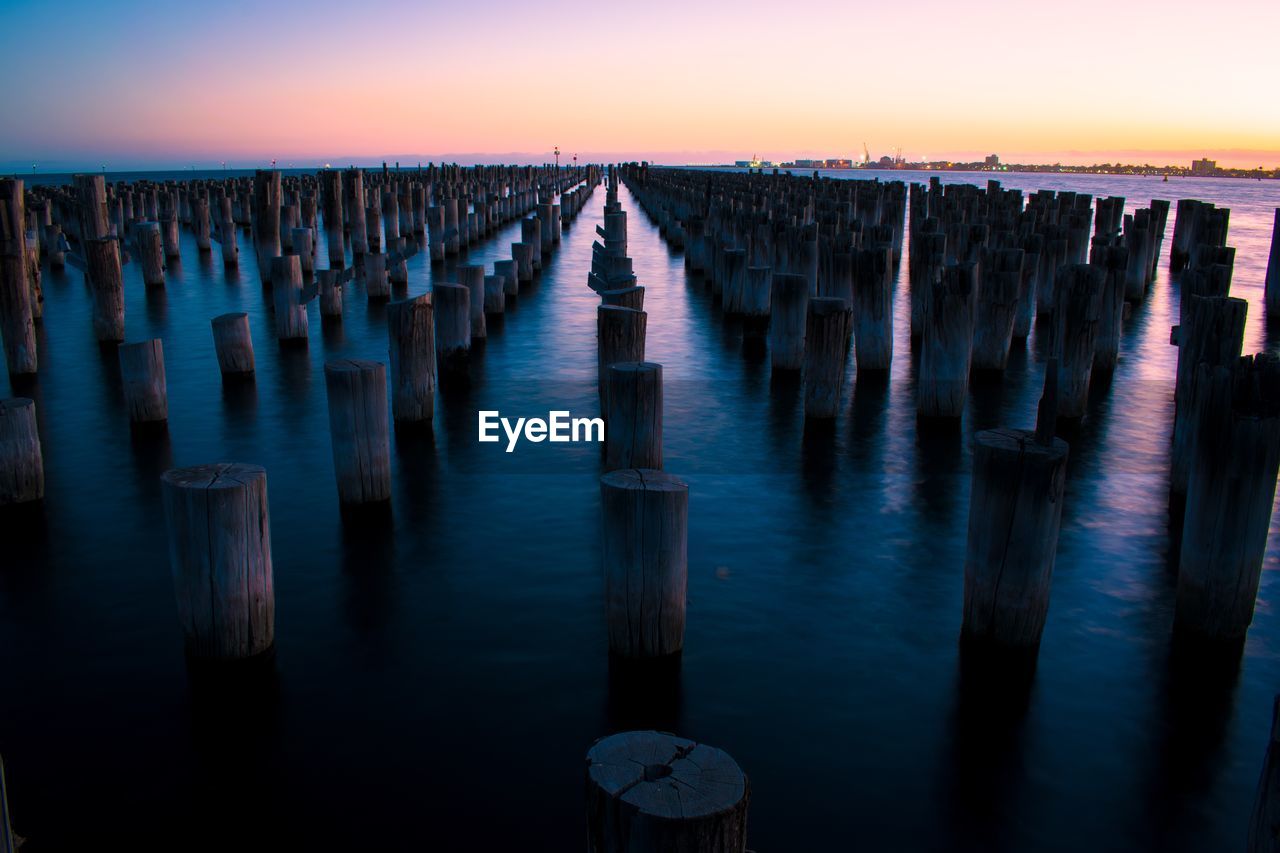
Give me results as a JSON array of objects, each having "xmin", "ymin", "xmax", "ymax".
[
  {"xmin": 432, "ymin": 283, "xmax": 471, "ymax": 383},
  {"xmin": 0, "ymin": 398, "xmax": 43, "ymax": 506},
  {"xmin": 318, "ymin": 269, "xmax": 343, "ymax": 318},
  {"xmin": 1050, "ymin": 264, "xmax": 1103, "ymax": 419},
  {"xmin": 253, "ymin": 170, "xmax": 282, "ymax": 283},
  {"xmin": 972, "ymin": 247, "xmax": 1023, "ymax": 371},
  {"xmin": 0, "ymin": 181, "xmax": 37, "ymax": 376},
  {"xmin": 323, "ymin": 359, "xmax": 392, "ymax": 505},
  {"xmin": 85, "ymin": 238, "xmax": 125, "ymax": 342},
  {"xmin": 137, "ymin": 222, "xmax": 166, "ymax": 287},
  {"xmin": 364, "ymin": 252, "xmax": 389, "ymax": 301},
  {"xmin": 600, "ymin": 469, "xmax": 688, "ymax": 658},
  {"xmin": 1176, "ymin": 353, "xmax": 1280, "ymax": 641},
  {"xmin": 192, "ymin": 197, "xmax": 212, "ymax": 251},
  {"xmin": 118, "ymin": 338, "xmax": 168, "ymax": 423},
  {"xmin": 387, "ymin": 294, "xmax": 437, "ymax": 424},
  {"xmin": 962, "ymin": 427, "xmax": 1069, "ymax": 649},
  {"xmin": 494, "ymin": 259, "xmax": 518, "ymax": 297},
  {"xmin": 270, "ymin": 255, "xmax": 309, "ymax": 341},
  {"xmin": 484, "ymin": 274, "xmax": 506, "ymax": 315},
  {"xmin": 852, "ymin": 245, "xmax": 893, "ymax": 372},
  {"xmin": 211, "ymin": 313, "xmax": 255, "ymax": 376},
  {"xmin": 292, "ymin": 228, "xmax": 314, "ymax": 274},
  {"xmin": 1266, "ymin": 209, "xmax": 1280, "ymax": 315},
  {"xmin": 458, "ymin": 264, "xmax": 487, "ymax": 338},
  {"xmin": 803, "ymin": 297, "xmax": 851, "ymax": 419},
  {"xmin": 919, "ymin": 263, "xmax": 977, "ymax": 419},
  {"xmin": 598, "ymin": 306, "xmax": 647, "ymax": 410},
  {"xmin": 605, "ymin": 362, "xmax": 662, "ymax": 471},
  {"xmin": 586, "ymin": 730, "xmax": 749, "ymax": 853},
  {"xmin": 160, "ymin": 463, "xmax": 274, "ymax": 660},
  {"xmin": 512, "ymin": 242, "xmax": 535, "ymax": 283},
  {"xmin": 770, "ymin": 272, "xmax": 808, "ymax": 371}
]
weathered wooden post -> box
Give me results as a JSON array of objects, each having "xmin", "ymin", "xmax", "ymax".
[
  {"xmin": 161, "ymin": 463, "xmax": 274, "ymax": 660},
  {"xmin": 192, "ymin": 196, "xmax": 212, "ymax": 252},
  {"xmin": 483, "ymin": 274, "xmax": 506, "ymax": 315},
  {"xmin": 522, "ymin": 216, "xmax": 543, "ymax": 269},
  {"xmin": 961, "ymin": 391, "xmax": 1069, "ymax": 651},
  {"xmin": 586, "ymin": 730, "xmax": 749, "ymax": 853},
  {"xmin": 137, "ymin": 222, "xmax": 166, "ymax": 287},
  {"xmin": 1093, "ymin": 244, "xmax": 1128, "ymax": 373},
  {"xmin": 600, "ymin": 469, "xmax": 688, "ymax": 658},
  {"xmin": 1050, "ymin": 264, "xmax": 1102, "ymax": 419},
  {"xmin": 387, "ymin": 294, "xmax": 436, "ymax": 424},
  {"xmin": 344, "ymin": 168, "xmax": 368, "ymax": 255},
  {"xmin": 1250, "ymin": 695, "xmax": 1280, "ymax": 853},
  {"xmin": 253, "ymin": 169, "xmax": 282, "ymax": 284},
  {"xmin": 769, "ymin": 272, "xmax": 808, "ymax": 371},
  {"xmin": 323, "ymin": 359, "xmax": 391, "ymax": 505},
  {"xmin": 322, "ymin": 169, "xmax": 345, "ymax": 267},
  {"xmin": 0, "ymin": 180, "xmax": 36, "ymax": 377},
  {"xmin": 364, "ymin": 252, "xmax": 390, "ymax": 300},
  {"xmin": 598, "ymin": 306, "xmax": 647, "ymax": 411},
  {"xmin": 852, "ymin": 245, "xmax": 893, "ymax": 372},
  {"xmin": 512, "ymin": 242, "xmax": 535, "ymax": 283},
  {"xmin": 1170, "ymin": 296, "xmax": 1248, "ymax": 501},
  {"xmin": 45, "ymin": 223, "xmax": 65, "ymax": 269},
  {"xmin": 211, "ymin": 313, "xmax": 255, "ymax": 377},
  {"xmin": 271, "ymin": 255, "xmax": 309, "ymax": 341},
  {"xmin": 1123, "ymin": 213, "xmax": 1151, "ymax": 301},
  {"xmin": 218, "ymin": 195, "xmax": 239, "ymax": 267},
  {"xmin": 458, "ymin": 264, "xmax": 487, "ymax": 339},
  {"xmin": 741, "ymin": 265, "xmax": 772, "ymax": 336},
  {"xmin": 605, "ymin": 362, "xmax": 662, "ymax": 471},
  {"xmin": 159, "ymin": 209, "xmax": 181, "ymax": 259},
  {"xmin": 1175, "ymin": 353, "xmax": 1280, "ymax": 641},
  {"xmin": 1266, "ymin": 209, "xmax": 1280, "ymax": 315},
  {"xmin": 0, "ymin": 397, "xmax": 43, "ymax": 506},
  {"xmin": 971, "ymin": 248, "xmax": 1022, "ymax": 371},
  {"xmin": 318, "ymin": 269, "xmax": 343, "ymax": 318},
  {"xmin": 292, "ymin": 227, "xmax": 314, "ymax": 274},
  {"xmin": 74, "ymin": 173, "xmax": 111, "ymax": 241},
  {"xmin": 443, "ymin": 198, "xmax": 460, "ymax": 256},
  {"xmin": 433, "ymin": 283, "xmax": 471, "ymax": 384},
  {"xmin": 803, "ymin": 297, "xmax": 851, "ymax": 418},
  {"xmin": 426, "ymin": 205, "xmax": 445, "ymax": 262},
  {"xmin": 919, "ymin": 263, "xmax": 977, "ymax": 419},
  {"xmin": 85, "ymin": 238, "xmax": 125, "ymax": 342},
  {"xmin": 494, "ymin": 259, "xmax": 518, "ymax": 298},
  {"xmin": 118, "ymin": 339, "xmax": 168, "ymax": 423},
  {"xmin": 721, "ymin": 248, "xmax": 747, "ymax": 314}
]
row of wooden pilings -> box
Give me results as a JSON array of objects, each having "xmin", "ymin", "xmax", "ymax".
[
  {"xmin": 586, "ymin": 169, "xmax": 751, "ymax": 851},
  {"xmin": 622, "ymin": 163, "xmax": 1280, "ymax": 649},
  {"xmin": 618, "ymin": 162, "xmax": 1280, "ymax": 849},
  {"xmin": 1, "ymin": 163, "xmax": 752, "ymax": 853}
]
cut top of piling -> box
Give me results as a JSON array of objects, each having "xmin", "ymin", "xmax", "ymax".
[
  {"xmin": 586, "ymin": 730, "xmax": 746, "ymax": 820},
  {"xmin": 161, "ymin": 462, "xmax": 266, "ymax": 491},
  {"xmin": 600, "ymin": 468, "xmax": 686, "ymax": 494}
]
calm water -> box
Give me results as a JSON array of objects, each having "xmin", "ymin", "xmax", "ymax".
[{"xmin": 2, "ymin": 169, "xmax": 1279, "ymax": 851}]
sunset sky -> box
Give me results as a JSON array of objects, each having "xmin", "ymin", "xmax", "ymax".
[{"xmin": 3, "ymin": 0, "xmax": 1277, "ymax": 170}]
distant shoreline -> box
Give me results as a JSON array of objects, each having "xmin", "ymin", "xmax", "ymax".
[{"xmin": 682, "ymin": 164, "xmax": 1278, "ymax": 180}]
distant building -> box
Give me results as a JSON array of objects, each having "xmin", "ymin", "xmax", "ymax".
[
  {"xmin": 823, "ymin": 159, "xmax": 853, "ymax": 169},
  {"xmin": 985, "ymin": 154, "xmax": 1000, "ymax": 168},
  {"xmin": 1191, "ymin": 158, "xmax": 1217, "ymax": 175}
]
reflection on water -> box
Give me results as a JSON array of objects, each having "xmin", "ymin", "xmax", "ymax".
[{"xmin": 0, "ymin": 171, "xmax": 1278, "ymax": 851}]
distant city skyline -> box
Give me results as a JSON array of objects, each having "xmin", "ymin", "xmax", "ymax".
[{"xmin": 3, "ymin": 0, "xmax": 1276, "ymax": 171}]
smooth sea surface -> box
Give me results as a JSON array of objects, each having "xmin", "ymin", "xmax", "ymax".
[{"xmin": 3, "ymin": 168, "xmax": 1280, "ymax": 851}]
